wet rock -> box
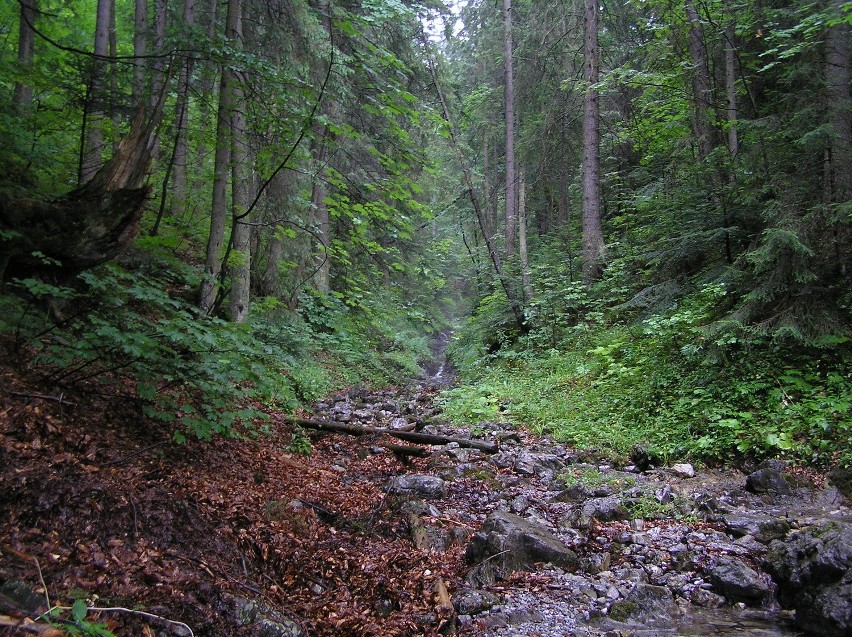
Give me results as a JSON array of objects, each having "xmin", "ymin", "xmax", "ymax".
[
  {"xmin": 692, "ymin": 588, "xmax": 727, "ymax": 608},
  {"xmin": 708, "ymin": 555, "xmax": 773, "ymax": 604},
  {"xmin": 453, "ymin": 588, "xmax": 499, "ymax": 615},
  {"xmin": 746, "ymin": 468, "xmax": 792, "ymax": 495},
  {"xmin": 724, "ymin": 513, "xmax": 790, "ymax": 544},
  {"xmin": 765, "ymin": 522, "xmax": 852, "ymax": 636},
  {"xmin": 465, "ymin": 510, "xmax": 578, "ymax": 580},
  {"xmin": 616, "ymin": 583, "xmax": 677, "ymax": 623},
  {"xmin": 389, "ymin": 474, "xmax": 446, "ymax": 499}
]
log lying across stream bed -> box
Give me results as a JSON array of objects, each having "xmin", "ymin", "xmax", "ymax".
[{"xmin": 283, "ymin": 416, "xmax": 499, "ymax": 454}]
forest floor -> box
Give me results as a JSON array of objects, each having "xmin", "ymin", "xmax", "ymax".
[{"xmin": 1, "ymin": 350, "xmax": 849, "ymax": 637}]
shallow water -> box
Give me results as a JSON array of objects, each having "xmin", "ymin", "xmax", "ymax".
[{"xmin": 671, "ymin": 608, "xmax": 804, "ymax": 636}]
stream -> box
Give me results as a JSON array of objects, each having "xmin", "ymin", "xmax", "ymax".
[{"xmin": 311, "ymin": 341, "xmax": 848, "ymax": 637}]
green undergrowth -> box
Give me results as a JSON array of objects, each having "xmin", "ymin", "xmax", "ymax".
[
  {"xmin": 441, "ymin": 285, "xmax": 852, "ymax": 467},
  {"xmin": 0, "ymin": 257, "xmax": 431, "ymax": 442}
]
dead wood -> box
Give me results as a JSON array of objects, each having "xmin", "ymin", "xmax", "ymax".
[
  {"xmin": 283, "ymin": 416, "xmax": 498, "ymax": 453},
  {"xmin": 0, "ymin": 86, "xmax": 169, "ymax": 283}
]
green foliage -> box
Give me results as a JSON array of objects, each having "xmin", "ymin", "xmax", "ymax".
[
  {"xmin": 286, "ymin": 426, "xmax": 313, "ymax": 456},
  {"xmin": 46, "ymin": 601, "xmax": 115, "ymax": 637},
  {"xmin": 443, "ymin": 281, "xmax": 852, "ymax": 465}
]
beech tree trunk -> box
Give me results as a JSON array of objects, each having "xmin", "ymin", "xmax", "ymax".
[
  {"xmin": 581, "ymin": 0, "xmax": 604, "ymax": 283},
  {"xmin": 503, "ymin": 0, "xmax": 517, "ymax": 257},
  {"xmin": 13, "ymin": 0, "xmax": 37, "ymax": 112}
]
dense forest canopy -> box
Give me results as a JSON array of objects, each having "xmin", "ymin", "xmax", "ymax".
[{"xmin": 0, "ymin": 0, "xmax": 849, "ymax": 462}]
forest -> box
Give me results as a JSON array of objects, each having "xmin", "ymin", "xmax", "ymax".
[{"xmin": 0, "ymin": 0, "xmax": 850, "ymax": 635}]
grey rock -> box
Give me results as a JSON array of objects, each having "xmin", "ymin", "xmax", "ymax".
[
  {"xmin": 465, "ymin": 510, "xmax": 578, "ymax": 579},
  {"xmin": 578, "ymin": 496, "xmax": 628, "ymax": 527},
  {"xmin": 453, "ymin": 588, "xmax": 499, "ymax": 615},
  {"xmin": 746, "ymin": 468, "xmax": 792, "ymax": 495},
  {"xmin": 553, "ymin": 483, "xmax": 594, "ymax": 502},
  {"xmin": 233, "ymin": 598, "xmax": 305, "ymax": 637},
  {"xmin": 671, "ymin": 463, "xmax": 696, "ymax": 478},
  {"xmin": 765, "ymin": 522, "xmax": 852, "ymax": 636},
  {"xmin": 708, "ymin": 555, "xmax": 773, "ymax": 603},
  {"xmin": 724, "ymin": 513, "xmax": 790, "ymax": 544},
  {"xmin": 389, "ymin": 474, "xmax": 446, "ymax": 499}
]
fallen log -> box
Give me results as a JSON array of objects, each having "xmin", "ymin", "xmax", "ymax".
[{"xmin": 284, "ymin": 416, "xmax": 499, "ymax": 454}]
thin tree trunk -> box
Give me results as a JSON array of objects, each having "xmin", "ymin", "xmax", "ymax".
[
  {"xmin": 81, "ymin": 0, "xmax": 113, "ymax": 183},
  {"xmin": 724, "ymin": 6, "xmax": 738, "ymax": 158},
  {"xmin": 132, "ymin": 0, "xmax": 147, "ymax": 106},
  {"xmin": 226, "ymin": 0, "xmax": 251, "ymax": 323},
  {"xmin": 518, "ymin": 165, "xmax": 532, "ymax": 300},
  {"xmin": 685, "ymin": 0, "xmax": 715, "ymax": 160},
  {"xmin": 13, "ymin": 0, "xmax": 37, "ymax": 112},
  {"xmin": 311, "ymin": 136, "xmax": 332, "ymax": 293},
  {"xmin": 199, "ymin": 17, "xmax": 235, "ymax": 313},
  {"xmin": 171, "ymin": 0, "xmax": 198, "ymax": 221},
  {"xmin": 581, "ymin": 0, "xmax": 604, "ymax": 283},
  {"xmin": 503, "ymin": 0, "xmax": 517, "ymax": 257}
]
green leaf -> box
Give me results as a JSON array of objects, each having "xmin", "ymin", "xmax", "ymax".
[{"xmin": 71, "ymin": 599, "xmax": 88, "ymax": 623}]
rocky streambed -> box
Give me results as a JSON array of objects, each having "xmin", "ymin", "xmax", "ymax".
[{"xmin": 312, "ymin": 385, "xmax": 852, "ymax": 637}]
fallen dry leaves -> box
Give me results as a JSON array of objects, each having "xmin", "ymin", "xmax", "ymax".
[{"xmin": 0, "ymin": 355, "xmax": 467, "ymax": 636}]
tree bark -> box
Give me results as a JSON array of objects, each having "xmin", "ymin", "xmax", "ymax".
[
  {"xmin": 13, "ymin": 0, "xmax": 37, "ymax": 112},
  {"xmin": 724, "ymin": 5, "xmax": 738, "ymax": 158},
  {"xmin": 685, "ymin": 0, "xmax": 716, "ymax": 160},
  {"xmin": 80, "ymin": 0, "xmax": 113, "ymax": 183},
  {"xmin": 227, "ymin": 0, "xmax": 252, "ymax": 323},
  {"xmin": 170, "ymin": 0, "xmax": 198, "ymax": 221},
  {"xmin": 826, "ymin": 0, "xmax": 851, "ymax": 204},
  {"xmin": 311, "ymin": 131, "xmax": 332, "ymax": 293},
  {"xmin": 131, "ymin": 0, "xmax": 147, "ymax": 106},
  {"xmin": 581, "ymin": 0, "xmax": 604, "ymax": 283},
  {"xmin": 283, "ymin": 416, "xmax": 499, "ymax": 454},
  {"xmin": 503, "ymin": 0, "xmax": 517, "ymax": 257},
  {"xmin": 518, "ymin": 165, "xmax": 532, "ymax": 301},
  {"xmin": 199, "ymin": 12, "xmax": 235, "ymax": 314}
]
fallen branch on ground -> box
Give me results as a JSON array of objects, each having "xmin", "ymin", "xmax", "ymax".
[{"xmin": 282, "ymin": 416, "xmax": 499, "ymax": 453}]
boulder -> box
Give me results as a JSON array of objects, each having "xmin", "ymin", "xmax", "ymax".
[
  {"xmin": 745, "ymin": 468, "xmax": 791, "ymax": 495},
  {"xmin": 389, "ymin": 474, "xmax": 446, "ymax": 499},
  {"xmin": 465, "ymin": 510, "xmax": 578, "ymax": 583},
  {"xmin": 765, "ymin": 522, "xmax": 852, "ymax": 637},
  {"xmin": 707, "ymin": 555, "xmax": 773, "ymax": 604}
]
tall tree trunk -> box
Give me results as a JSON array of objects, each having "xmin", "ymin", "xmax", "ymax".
[
  {"xmin": 518, "ymin": 165, "xmax": 532, "ymax": 300},
  {"xmin": 81, "ymin": 0, "xmax": 113, "ymax": 183},
  {"xmin": 724, "ymin": 5, "xmax": 738, "ymax": 158},
  {"xmin": 503, "ymin": 0, "xmax": 517, "ymax": 257},
  {"xmin": 226, "ymin": 0, "xmax": 251, "ymax": 323},
  {"xmin": 170, "ymin": 0, "xmax": 198, "ymax": 221},
  {"xmin": 132, "ymin": 0, "xmax": 147, "ymax": 106},
  {"xmin": 826, "ymin": 0, "xmax": 851, "ymax": 204},
  {"xmin": 311, "ymin": 136, "xmax": 332, "ymax": 293},
  {"xmin": 825, "ymin": 0, "xmax": 851, "ymax": 275},
  {"xmin": 13, "ymin": 0, "xmax": 37, "ymax": 112},
  {"xmin": 261, "ymin": 171, "xmax": 296, "ymax": 298},
  {"xmin": 199, "ymin": 13, "xmax": 235, "ymax": 313},
  {"xmin": 685, "ymin": 0, "xmax": 715, "ymax": 160},
  {"xmin": 581, "ymin": 0, "xmax": 604, "ymax": 283}
]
